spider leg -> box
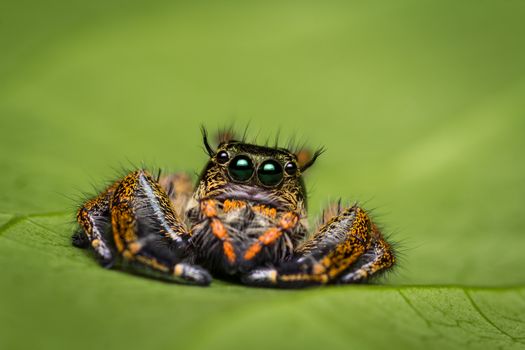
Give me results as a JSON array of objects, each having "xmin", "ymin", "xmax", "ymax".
[
  {"xmin": 199, "ymin": 199, "xmax": 237, "ymax": 265},
  {"xmin": 240, "ymin": 211, "xmax": 299, "ymax": 269},
  {"xmin": 242, "ymin": 204, "xmax": 395, "ymax": 288},
  {"xmin": 75, "ymin": 181, "xmax": 120, "ymax": 267},
  {"xmin": 337, "ymin": 229, "xmax": 395, "ymax": 283},
  {"xmin": 75, "ymin": 170, "xmax": 211, "ymax": 285},
  {"xmin": 109, "ymin": 170, "xmax": 211, "ymax": 285}
]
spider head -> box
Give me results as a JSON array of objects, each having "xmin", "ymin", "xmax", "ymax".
[{"xmin": 197, "ymin": 128, "xmax": 323, "ymax": 210}]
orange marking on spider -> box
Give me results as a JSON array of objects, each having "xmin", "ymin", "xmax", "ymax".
[
  {"xmin": 259, "ymin": 227, "xmax": 282, "ymax": 245},
  {"xmin": 279, "ymin": 212, "xmax": 298, "ymax": 230},
  {"xmin": 223, "ymin": 199, "xmax": 246, "ymax": 212},
  {"xmin": 252, "ymin": 205, "xmax": 277, "ymax": 218},
  {"xmin": 201, "ymin": 199, "xmax": 237, "ymax": 264},
  {"xmin": 244, "ymin": 227, "xmax": 283, "ymax": 260},
  {"xmin": 210, "ymin": 218, "xmax": 228, "ymax": 240},
  {"xmin": 244, "ymin": 242, "xmax": 262, "ymax": 260},
  {"xmin": 200, "ymin": 199, "xmax": 218, "ymax": 217},
  {"xmin": 223, "ymin": 241, "xmax": 236, "ymax": 264},
  {"xmin": 243, "ymin": 212, "xmax": 298, "ymax": 260}
]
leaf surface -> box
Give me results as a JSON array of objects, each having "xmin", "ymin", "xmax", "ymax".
[{"xmin": 1, "ymin": 1, "xmax": 525, "ymax": 349}]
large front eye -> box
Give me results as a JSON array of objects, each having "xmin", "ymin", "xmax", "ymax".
[
  {"xmin": 228, "ymin": 155, "xmax": 254, "ymax": 182},
  {"xmin": 257, "ymin": 159, "xmax": 283, "ymax": 187}
]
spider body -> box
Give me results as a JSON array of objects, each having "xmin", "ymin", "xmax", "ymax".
[
  {"xmin": 73, "ymin": 129, "xmax": 395, "ymax": 287},
  {"xmin": 186, "ymin": 141, "xmax": 308, "ymax": 276}
]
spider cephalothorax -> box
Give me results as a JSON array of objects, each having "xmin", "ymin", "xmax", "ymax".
[
  {"xmin": 73, "ymin": 128, "xmax": 395, "ymax": 287},
  {"xmin": 197, "ymin": 137, "xmax": 308, "ymax": 210}
]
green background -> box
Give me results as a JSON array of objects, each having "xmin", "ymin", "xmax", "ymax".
[{"xmin": 1, "ymin": 1, "xmax": 524, "ymax": 349}]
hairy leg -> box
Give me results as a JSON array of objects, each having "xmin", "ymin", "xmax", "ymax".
[
  {"xmin": 75, "ymin": 170, "xmax": 211, "ymax": 285},
  {"xmin": 242, "ymin": 204, "xmax": 395, "ymax": 287},
  {"xmin": 110, "ymin": 170, "xmax": 211, "ymax": 285},
  {"xmin": 199, "ymin": 199, "xmax": 238, "ymax": 265},
  {"xmin": 75, "ymin": 180, "xmax": 120, "ymax": 267},
  {"xmin": 338, "ymin": 226, "xmax": 395, "ymax": 283},
  {"xmin": 242, "ymin": 211, "xmax": 299, "ymax": 262}
]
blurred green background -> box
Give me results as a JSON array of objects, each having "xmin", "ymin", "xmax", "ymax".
[{"xmin": 1, "ymin": 1, "xmax": 525, "ymax": 349}]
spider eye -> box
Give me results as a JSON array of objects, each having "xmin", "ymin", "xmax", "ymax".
[
  {"xmin": 257, "ymin": 159, "xmax": 283, "ymax": 187},
  {"xmin": 284, "ymin": 161, "xmax": 297, "ymax": 175},
  {"xmin": 216, "ymin": 150, "xmax": 229, "ymax": 164},
  {"xmin": 228, "ymin": 155, "xmax": 254, "ymax": 182}
]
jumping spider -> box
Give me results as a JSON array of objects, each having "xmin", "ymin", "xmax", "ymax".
[{"xmin": 73, "ymin": 129, "xmax": 395, "ymax": 287}]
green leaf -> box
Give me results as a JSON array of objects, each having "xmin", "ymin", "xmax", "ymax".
[{"xmin": 1, "ymin": 1, "xmax": 525, "ymax": 349}]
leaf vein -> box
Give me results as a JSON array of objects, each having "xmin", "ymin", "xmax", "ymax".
[{"xmin": 464, "ymin": 289, "xmax": 524, "ymax": 345}]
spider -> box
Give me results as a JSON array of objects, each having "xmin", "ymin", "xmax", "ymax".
[{"xmin": 72, "ymin": 128, "xmax": 396, "ymax": 287}]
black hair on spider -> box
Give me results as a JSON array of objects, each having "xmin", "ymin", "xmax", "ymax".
[
  {"xmin": 300, "ymin": 147, "xmax": 325, "ymax": 172},
  {"xmin": 201, "ymin": 126, "xmax": 215, "ymax": 157}
]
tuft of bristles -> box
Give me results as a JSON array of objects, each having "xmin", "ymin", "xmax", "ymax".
[{"xmin": 201, "ymin": 124, "xmax": 325, "ymax": 171}]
